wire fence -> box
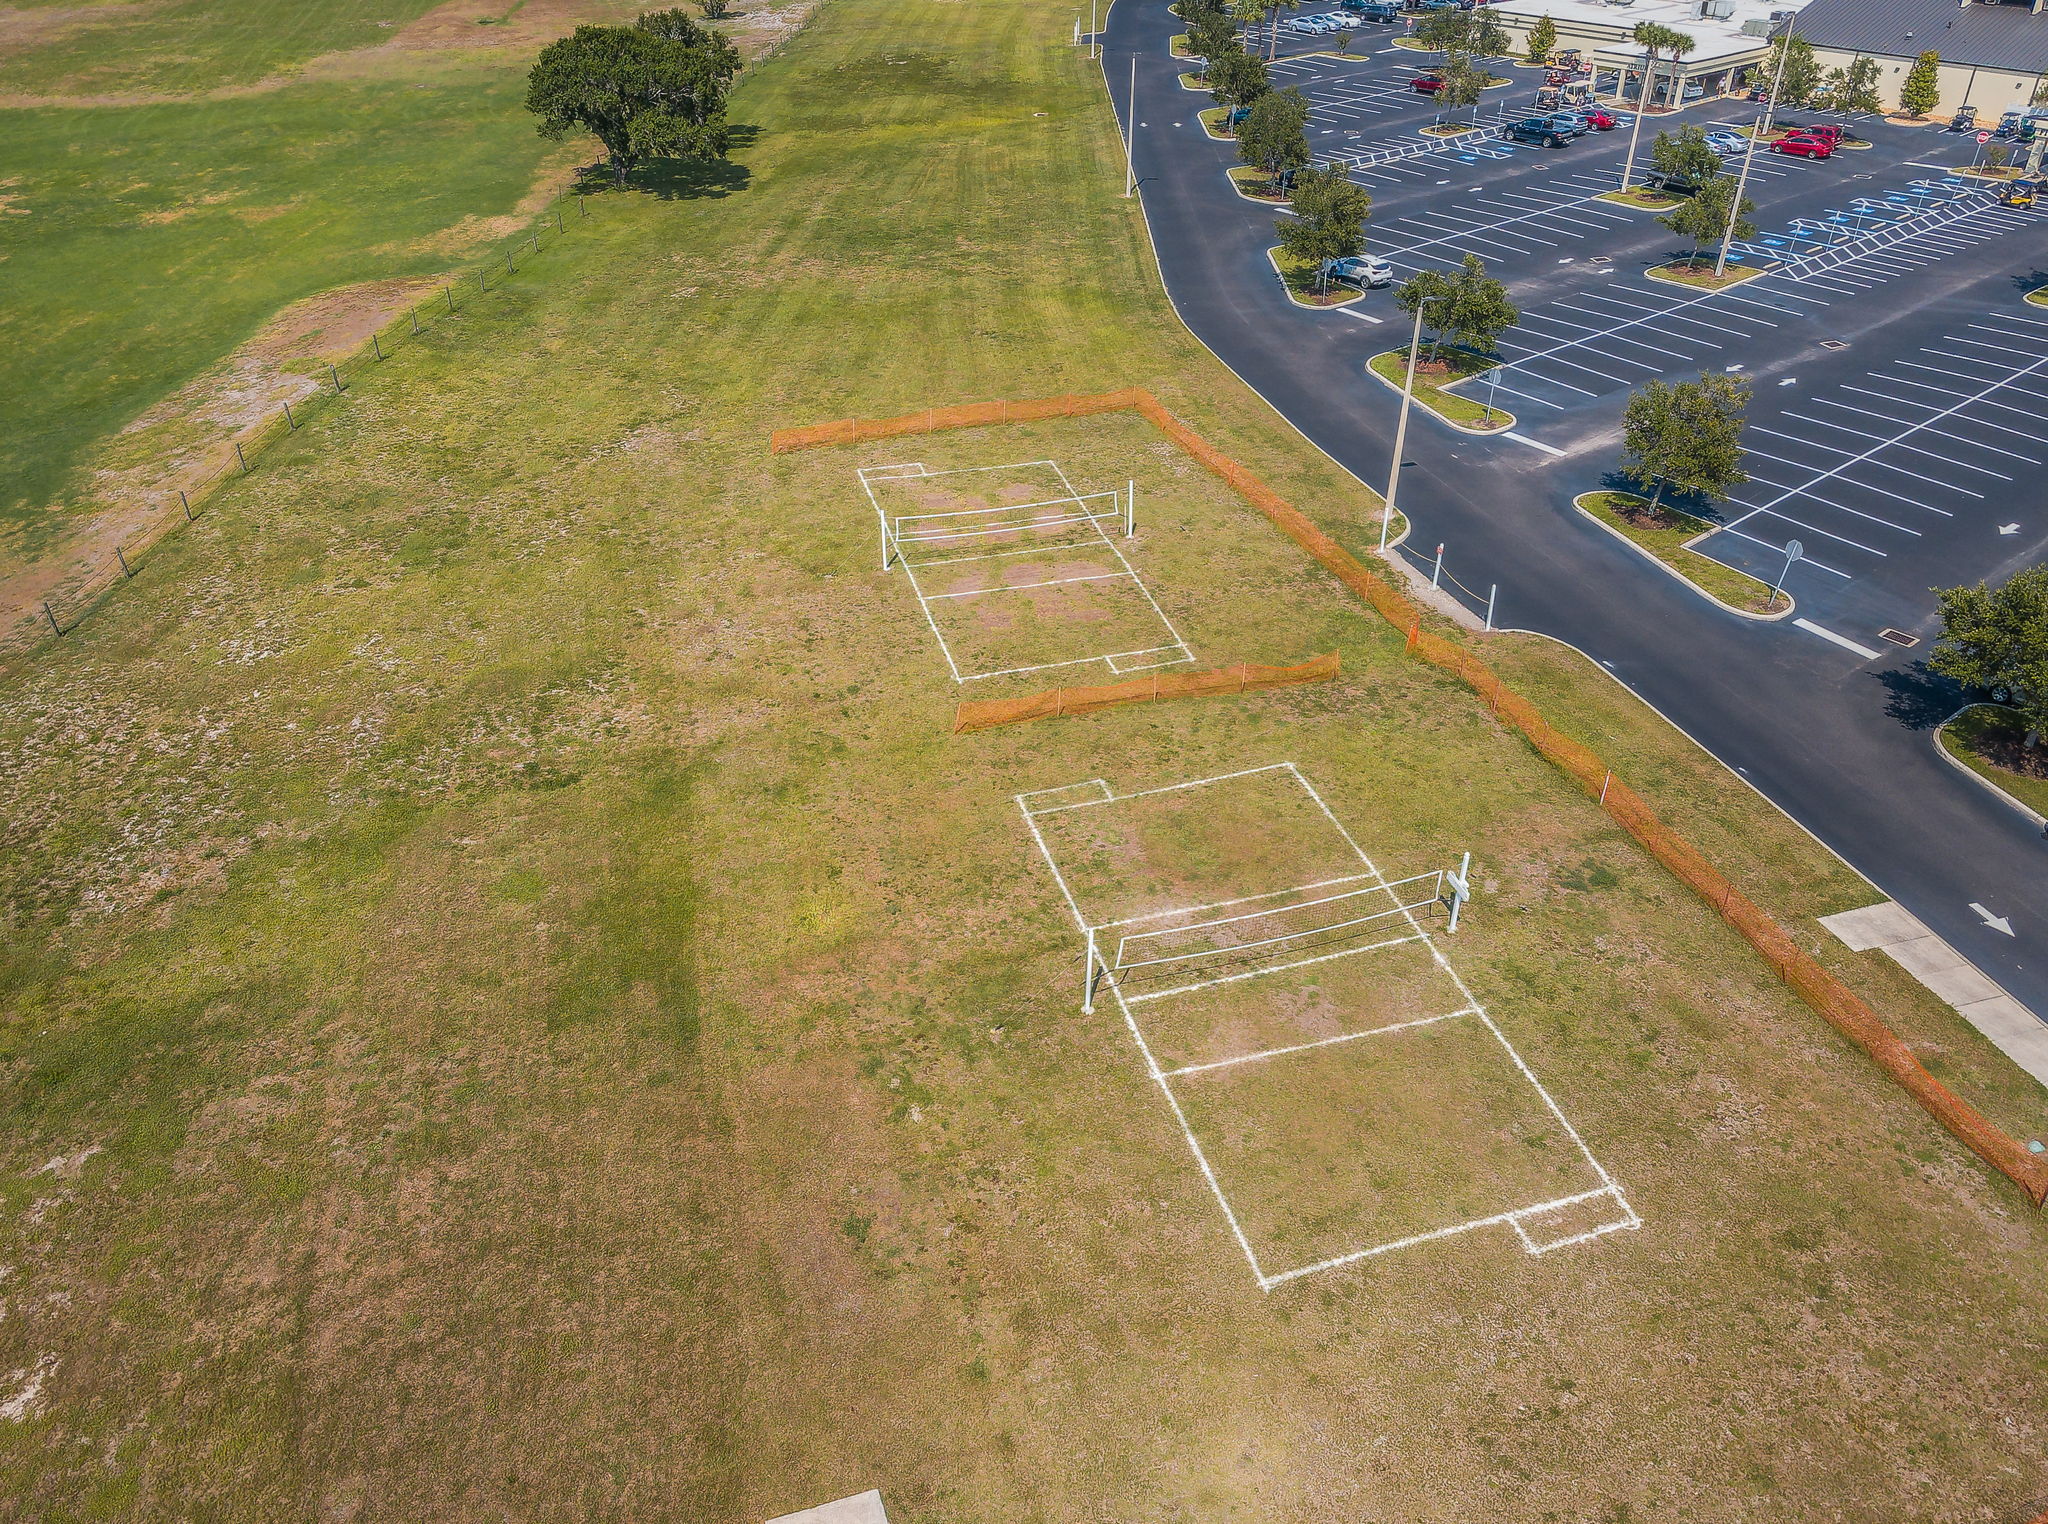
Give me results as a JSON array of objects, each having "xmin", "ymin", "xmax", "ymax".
[
  {"xmin": 773, "ymin": 385, "xmax": 2048, "ymax": 1211},
  {"xmin": 8, "ymin": 189, "xmax": 602, "ymax": 658}
]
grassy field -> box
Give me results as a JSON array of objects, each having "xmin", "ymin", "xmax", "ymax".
[
  {"xmin": 2, "ymin": 0, "xmax": 2046, "ymax": 1519},
  {"xmin": 1368, "ymin": 349, "xmax": 1512, "ymax": 430}
]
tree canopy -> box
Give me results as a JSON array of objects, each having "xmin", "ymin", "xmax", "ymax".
[
  {"xmin": 1650, "ymin": 124, "xmax": 1723, "ymax": 185},
  {"xmin": 1621, "ymin": 373, "xmax": 1750, "ymax": 506},
  {"xmin": 1819, "ymin": 55, "xmax": 1881, "ymax": 114},
  {"xmin": 1525, "ymin": 14, "xmax": 1557, "ymax": 64},
  {"xmin": 1277, "ymin": 165, "xmax": 1372, "ymax": 288},
  {"xmin": 1900, "ymin": 50, "xmax": 1942, "ymax": 117},
  {"xmin": 1236, "ymin": 87, "xmax": 1311, "ymax": 182},
  {"xmin": 1469, "ymin": 11, "xmax": 1511, "ymax": 61},
  {"xmin": 526, "ymin": 15, "xmax": 740, "ymax": 185},
  {"xmin": 1762, "ymin": 33, "xmax": 1821, "ymax": 105},
  {"xmin": 1435, "ymin": 52, "xmax": 1487, "ymax": 121},
  {"xmin": 1208, "ymin": 47, "xmax": 1270, "ymax": 109},
  {"xmin": 1661, "ymin": 175, "xmax": 1756, "ymax": 266},
  {"xmin": 1414, "ymin": 8, "xmax": 1472, "ymax": 53},
  {"xmin": 1395, "ymin": 253, "xmax": 1518, "ymax": 360},
  {"xmin": 1930, "ymin": 566, "xmax": 2048, "ymax": 743}
]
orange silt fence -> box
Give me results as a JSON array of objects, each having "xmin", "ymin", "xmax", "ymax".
[
  {"xmin": 771, "ymin": 388, "xmax": 2048, "ymax": 1207},
  {"xmin": 951, "ymin": 652, "xmax": 1339, "ymax": 734}
]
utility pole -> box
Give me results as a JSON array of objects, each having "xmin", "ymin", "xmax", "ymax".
[
  {"xmin": 1381, "ymin": 298, "xmax": 1438, "ymax": 551},
  {"xmin": 1714, "ymin": 19, "xmax": 1790, "ymax": 278}
]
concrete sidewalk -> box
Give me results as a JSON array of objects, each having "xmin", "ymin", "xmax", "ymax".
[{"xmin": 1820, "ymin": 901, "xmax": 2048, "ymax": 1091}]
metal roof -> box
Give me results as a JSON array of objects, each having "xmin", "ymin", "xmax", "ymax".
[{"xmin": 1792, "ymin": 0, "xmax": 2048, "ymax": 73}]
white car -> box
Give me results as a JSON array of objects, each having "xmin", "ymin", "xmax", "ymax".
[
  {"xmin": 1287, "ymin": 15, "xmax": 1323, "ymax": 31},
  {"xmin": 1703, "ymin": 130, "xmax": 1747, "ymax": 156},
  {"xmin": 1324, "ymin": 254, "xmax": 1395, "ymax": 288},
  {"xmin": 1319, "ymin": 11, "xmax": 1355, "ymax": 25}
]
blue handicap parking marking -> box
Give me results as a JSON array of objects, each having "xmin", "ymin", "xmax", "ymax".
[{"xmin": 1761, "ymin": 236, "xmax": 1787, "ymax": 246}]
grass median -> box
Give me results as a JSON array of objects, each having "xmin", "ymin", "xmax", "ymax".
[
  {"xmin": 1940, "ymin": 705, "xmax": 2048, "ymax": 819},
  {"xmin": 1575, "ymin": 491, "xmax": 1788, "ymax": 615},
  {"xmin": 1367, "ymin": 348, "xmax": 1512, "ymax": 430}
]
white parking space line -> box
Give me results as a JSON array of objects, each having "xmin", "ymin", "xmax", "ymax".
[
  {"xmin": 1735, "ymin": 450, "xmax": 1935, "ymax": 521},
  {"xmin": 1503, "ymin": 431, "xmax": 1565, "ymax": 456},
  {"xmin": 1746, "ymin": 424, "xmax": 1975, "ymax": 497},
  {"xmin": 1793, "ymin": 618, "xmax": 1883, "ymax": 660},
  {"xmin": 1801, "ymin": 399, "xmax": 2038, "ymax": 466},
  {"xmin": 1864, "ymin": 377, "xmax": 2048, "ymax": 440},
  {"xmin": 1710, "ymin": 520, "xmax": 1854, "ymax": 575}
]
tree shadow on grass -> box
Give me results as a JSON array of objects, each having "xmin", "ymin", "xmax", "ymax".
[
  {"xmin": 569, "ymin": 126, "xmax": 762, "ymax": 200},
  {"xmin": 1876, "ymin": 661, "xmax": 1962, "ymax": 731}
]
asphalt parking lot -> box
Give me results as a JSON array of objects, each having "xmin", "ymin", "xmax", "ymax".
[{"xmin": 1133, "ymin": 2, "xmax": 2048, "ymax": 1011}]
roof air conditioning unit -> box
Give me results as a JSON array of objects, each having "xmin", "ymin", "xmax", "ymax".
[
  {"xmin": 1700, "ymin": 0, "xmax": 1735, "ymax": 18},
  {"xmin": 1739, "ymin": 17, "xmax": 1774, "ymax": 34}
]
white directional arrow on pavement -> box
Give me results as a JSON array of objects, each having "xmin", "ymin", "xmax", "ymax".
[
  {"xmin": 1999, "ymin": 523, "xmax": 2020, "ymax": 535},
  {"xmin": 1970, "ymin": 902, "xmax": 2015, "ymax": 936}
]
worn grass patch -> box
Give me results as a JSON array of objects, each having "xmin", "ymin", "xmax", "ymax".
[
  {"xmin": 1, "ymin": 0, "xmax": 2045, "ymax": 1519},
  {"xmin": 1574, "ymin": 491, "xmax": 1787, "ymax": 616}
]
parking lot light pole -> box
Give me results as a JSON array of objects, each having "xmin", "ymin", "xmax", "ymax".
[
  {"xmin": 1125, "ymin": 52, "xmax": 1137, "ymax": 196},
  {"xmin": 1714, "ymin": 19, "xmax": 1790, "ymax": 279},
  {"xmin": 1381, "ymin": 297, "xmax": 1438, "ymax": 552}
]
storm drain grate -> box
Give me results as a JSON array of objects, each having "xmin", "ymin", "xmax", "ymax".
[
  {"xmin": 1819, "ymin": 339, "xmax": 1850, "ymax": 350},
  {"xmin": 1590, "ymin": 255, "xmax": 1612, "ymax": 264},
  {"xmin": 1878, "ymin": 628, "xmax": 1920, "ymax": 648}
]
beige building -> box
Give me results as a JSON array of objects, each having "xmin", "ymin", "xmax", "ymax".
[{"xmin": 1795, "ymin": 0, "xmax": 2048, "ymax": 117}]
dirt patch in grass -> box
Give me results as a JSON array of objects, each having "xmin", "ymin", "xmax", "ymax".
[
  {"xmin": 1940, "ymin": 706, "xmax": 2048, "ymax": 819},
  {"xmin": 1575, "ymin": 491, "xmax": 1787, "ymax": 616},
  {"xmin": 0, "ymin": 1, "xmax": 154, "ymax": 56}
]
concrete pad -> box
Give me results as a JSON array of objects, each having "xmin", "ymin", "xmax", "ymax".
[
  {"xmin": 1818, "ymin": 901, "xmax": 1931, "ymax": 952},
  {"xmin": 766, "ymin": 1490, "xmax": 890, "ymax": 1524},
  {"xmin": 1954, "ymin": 997, "xmax": 2048, "ymax": 1090},
  {"xmin": 1908, "ymin": 957, "xmax": 2009, "ymax": 1009}
]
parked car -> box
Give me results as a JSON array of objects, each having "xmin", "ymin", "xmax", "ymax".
[
  {"xmin": 1771, "ymin": 133, "xmax": 1835, "ymax": 159},
  {"xmin": 1286, "ymin": 15, "xmax": 1323, "ymax": 31},
  {"xmin": 1345, "ymin": 1, "xmax": 1402, "ymax": 19},
  {"xmin": 1411, "ymin": 74, "xmax": 1446, "ymax": 94},
  {"xmin": 1316, "ymin": 10, "xmax": 1356, "ymax": 25},
  {"xmin": 1578, "ymin": 108, "xmax": 1618, "ymax": 130},
  {"xmin": 1323, "ymin": 254, "xmax": 1396, "ymax": 288},
  {"xmin": 1541, "ymin": 112, "xmax": 1589, "ymax": 138},
  {"xmin": 1502, "ymin": 116, "xmax": 1568, "ymax": 147},
  {"xmin": 1644, "ymin": 168, "xmax": 1705, "ymax": 194}
]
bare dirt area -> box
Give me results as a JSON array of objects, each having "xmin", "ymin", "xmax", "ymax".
[
  {"xmin": 0, "ymin": 1, "xmax": 150, "ymax": 58},
  {"xmin": 0, "ymin": 276, "xmax": 449, "ymax": 641}
]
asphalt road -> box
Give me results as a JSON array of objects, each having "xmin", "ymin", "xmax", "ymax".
[{"xmin": 1107, "ymin": 4, "xmax": 2048, "ymax": 1016}]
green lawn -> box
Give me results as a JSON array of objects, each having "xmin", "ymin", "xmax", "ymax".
[
  {"xmin": 1940, "ymin": 705, "xmax": 2048, "ymax": 819},
  {"xmin": 2, "ymin": 0, "xmax": 2046, "ymax": 1518},
  {"xmin": 1576, "ymin": 491, "xmax": 1788, "ymax": 615},
  {"xmin": 1, "ymin": 66, "xmax": 562, "ymax": 547}
]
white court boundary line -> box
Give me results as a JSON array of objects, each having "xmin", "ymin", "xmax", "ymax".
[
  {"xmin": 1015, "ymin": 761, "xmax": 1639, "ymax": 1291},
  {"xmin": 857, "ymin": 459, "xmax": 1194, "ymax": 685}
]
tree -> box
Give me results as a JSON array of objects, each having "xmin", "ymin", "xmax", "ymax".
[
  {"xmin": 1761, "ymin": 33, "xmax": 1821, "ymax": 105},
  {"xmin": 1435, "ymin": 51, "xmax": 1487, "ymax": 125},
  {"xmin": 1525, "ymin": 13, "xmax": 1557, "ymax": 65},
  {"xmin": 1277, "ymin": 165, "xmax": 1373, "ymax": 291},
  {"xmin": 1661, "ymin": 175, "xmax": 1755, "ymax": 268},
  {"xmin": 1208, "ymin": 47, "xmax": 1271, "ymax": 110},
  {"xmin": 1334, "ymin": 27, "xmax": 1354, "ymax": 55},
  {"xmin": 1658, "ymin": 27, "xmax": 1696, "ymax": 106},
  {"xmin": 1985, "ymin": 141, "xmax": 2013, "ymax": 173},
  {"xmin": 526, "ymin": 19, "xmax": 739, "ymax": 186},
  {"xmin": 1929, "ymin": 567, "xmax": 2048, "ymax": 745},
  {"xmin": 1236, "ymin": 86, "xmax": 1311, "ymax": 188},
  {"xmin": 1899, "ymin": 49, "xmax": 1942, "ymax": 118},
  {"xmin": 1188, "ymin": 14, "xmax": 1241, "ymax": 64},
  {"xmin": 1414, "ymin": 7, "xmax": 1472, "ymax": 54},
  {"xmin": 1650, "ymin": 124, "xmax": 1723, "ymax": 186},
  {"xmin": 1395, "ymin": 253, "xmax": 1518, "ymax": 361},
  {"xmin": 695, "ymin": 0, "xmax": 733, "ymax": 16},
  {"xmin": 1621, "ymin": 373, "xmax": 1751, "ymax": 507},
  {"xmin": 1469, "ymin": 10, "xmax": 1511, "ymax": 61},
  {"xmin": 1832, "ymin": 55, "xmax": 1883, "ymax": 115}
]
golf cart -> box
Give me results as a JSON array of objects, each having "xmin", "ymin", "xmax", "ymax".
[
  {"xmin": 1999, "ymin": 179, "xmax": 2037, "ymax": 208},
  {"xmin": 1948, "ymin": 105, "xmax": 1977, "ymax": 133},
  {"xmin": 1996, "ymin": 109, "xmax": 2027, "ymax": 139}
]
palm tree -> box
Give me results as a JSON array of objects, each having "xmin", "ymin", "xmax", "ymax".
[{"xmin": 1618, "ymin": 21, "xmax": 1678, "ymax": 192}]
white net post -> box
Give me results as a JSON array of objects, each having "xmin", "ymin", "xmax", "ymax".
[
  {"xmin": 1125, "ymin": 479, "xmax": 1135, "ymax": 538},
  {"xmin": 880, "ymin": 517, "xmax": 895, "ymax": 571},
  {"xmin": 1083, "ymin": 925, "xmax": 1100, "ymax": 1013},
  {"xmin": 1445, "ymin": 852, "xmax": 1471, "ymax": 933}
]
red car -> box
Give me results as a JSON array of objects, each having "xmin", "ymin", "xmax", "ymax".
[
  {"xmin": 1772, "ymin": 133, "xmax": 1835, "ymax": 159},
  {"xmin": 1580, "ymin": 108, "xmax": 1617, "ymax": 130},
  {"xmin": 1411, "ymin": 74, "xmax": 1445, "ymax": 94}
]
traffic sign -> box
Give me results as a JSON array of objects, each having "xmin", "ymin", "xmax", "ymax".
[{"xmin": 1977, "ymin": 130, "xmax": 1992, "ymax": 144}]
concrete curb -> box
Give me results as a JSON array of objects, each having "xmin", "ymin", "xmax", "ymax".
[
  {"xmin": 1571, "ymin": 493, "xmax": 1793, "ymax": 622},
  {"xmin": 1933, "ymin": 705, "xmax": 2048, "ymax": 829}
]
